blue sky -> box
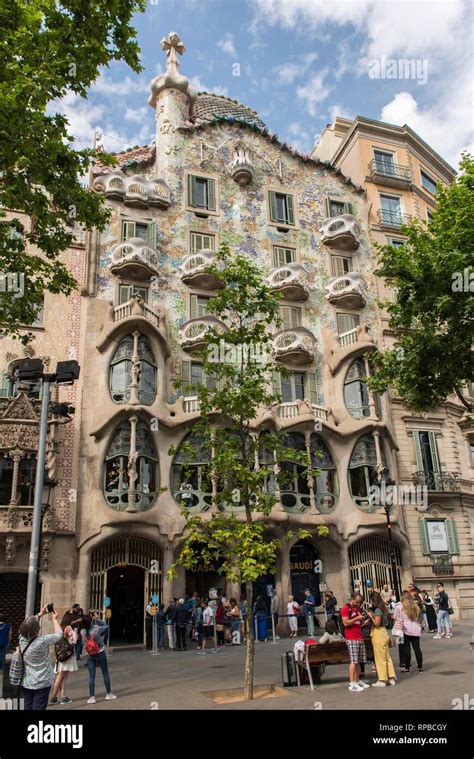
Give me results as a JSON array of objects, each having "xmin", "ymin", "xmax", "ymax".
[{"xmin": 57, "ymin": 0, "xmax": 473, "ymax": 168}]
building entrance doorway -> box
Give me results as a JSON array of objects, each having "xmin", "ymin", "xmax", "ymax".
[
  {"xmin": 89, "ymin": 536, "xmax": 162, "ymax": 645},
  {"xmin": 107, "ymin": 566, "xmax": 144, "ymax": 644},
  {"xmin": 349, "ymin": 534, "xmax": 402, "ymax": 602}
]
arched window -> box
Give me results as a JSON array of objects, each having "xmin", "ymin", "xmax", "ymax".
[
  {"xmin": 104, "ymin": 420, "xmax": 159, "ymax": 511},
  {"xmin": 344, "ymin": 358, "xmax": 370, "ymax": 419},
  {"xmin": 348, "ymin": 434, "xmax": 381, "ymax": 512},
  {"xmin": 310, "ymin": 435, "xmax": 338, "ymax": 513},
  {"xmin": 279, "ymin": 431, "xmax": 310, "ymax": 512},
  {"xmin": 109, "ymin": 335, "xmax": 156, "ymax": 405},
  {"xmin": 172, "ymin": 431, "xmax": 213, "ymax": 513}
]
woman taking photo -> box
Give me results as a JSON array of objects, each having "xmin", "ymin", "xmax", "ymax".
[
  {"xmin": 366, "ymin": 592, "xmax": 397, "ymax": 687},
  {"xmin": 393, "ymin": 590, "xmax": 424, "ymax": 673},
  {"xmin": 17, "ymin": 605, "xmax": 63, "ymax": 710}
]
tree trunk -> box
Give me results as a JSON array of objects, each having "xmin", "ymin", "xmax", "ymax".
[{"xmin": 244, "ymin": 583, "xmax": 254, "ymax": 700}]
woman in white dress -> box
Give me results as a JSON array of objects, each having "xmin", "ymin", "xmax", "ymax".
[{"xmin": 50, "ymin": 625, "xmax": 78, "ymax": 705}]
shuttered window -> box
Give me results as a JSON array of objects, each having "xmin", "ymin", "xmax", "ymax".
[
  {"xmin": 121, "ymin": 220, "xmax": 156, "ymax": 247},
  {"xmin": 419, "ymin": 518, "xmax": 460, "ymax": 556},
  {"xmin": 331, "ymin": 255, "xmax": 352, "ymax": 277},
  {"xmin": 413, "ymin": 431, "xmax": 440, "ymax": 477},
  {"xmin": 190, "ymin": 295, "xmax": 211, "ymax": 319},
  {"xmin": 190, "ymin": 231, "xmax": 216, "ymax": 253},
  {"xmin": 272, "ymin": 371, "xmax": 318, "ymax": 404},
  {"xmin": 273, "ymin": 246, "xmax": 296, "ymax": 267},
  {"xmin": 268, "ymin": 191, "xmax": 295, "ymax": 226},
  {"xmin": 181, "ymin": 360, "xmax": 221, "ymax": 396},
  {"xmin": 280, "ymin": 305, "xmax": 301, "ymax": 330},
  {"xmin": 445, "ymin": 519, "xmax": 460, "ymax": 555},
  {"xmin": 188, "ymin": 175, "xmax": 216, "ymax": 212},
  {"xmin": 327, "ymin": 199, "xmax": 352, "ymax": 217},
  {"xmin": 118, "ymin": 285, "xmax": 149, "ymax": 304}
]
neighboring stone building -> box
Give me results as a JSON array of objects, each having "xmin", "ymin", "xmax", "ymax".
[
  {"xmin": 0, "ymin": 211, "xmax": 86, "ymax": 641},
  {"xmin": 313, "ymin": 117, "xmax": 474, "ymax": 619},
  {"xmin": 1, "ymin": 34, "xmax": 471, "ymax": 644}
]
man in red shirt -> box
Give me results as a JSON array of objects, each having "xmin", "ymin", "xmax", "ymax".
[{"xmin": 341, "ymin": 592, "xmax": 370, "ymax": 693}]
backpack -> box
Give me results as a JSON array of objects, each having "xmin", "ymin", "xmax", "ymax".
[
  {"xmin": 55, "ymin": 636, "xmax": 74, "ymax": 662},
  {"xmin": 84, "ymin": 626, "xmax": 100, "ymax": 655},
  {"xmin": 9, "ymin": 636, "xmax": 37, "ymax": 686},
  {"xmin": 0, "ymin": 623, "xmax": 10, "ymax": 649}
]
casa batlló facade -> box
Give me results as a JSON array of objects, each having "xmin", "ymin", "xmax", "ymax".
[{"xmin": 0, "ymin": 33, "xmax": 472, "ymax": 644}]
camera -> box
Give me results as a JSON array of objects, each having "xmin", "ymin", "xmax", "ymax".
[{"xmin": 46, "ymin": 603, "xmax": 54, "ymax": 613}]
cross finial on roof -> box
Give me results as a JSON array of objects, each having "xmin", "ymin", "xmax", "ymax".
[{"xmin": 161, "ymin": 32, "xmax": 185, "ymax": 77}]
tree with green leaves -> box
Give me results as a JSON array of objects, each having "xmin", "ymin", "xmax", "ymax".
[
  {"xmin": 370, "ymin": 153, "xmax": 474, "ymax": 413},
  {"xmin": 168, "ymin": 244, "xmax": 328, "ymax": 700},
  {"xmin": 0, "ymin": 0, "xmax": 146, "ymax": 340}
]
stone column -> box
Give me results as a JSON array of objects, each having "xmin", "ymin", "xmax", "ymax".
[
  {"xmin": 305, "ymin": 430, "xmax": 318, "ymax": 514},
  {"xmin": 8, "ymin": 449, "xmax": 24, "ymax": 506},
  {"xmin": 76, "ymin": 550, "xmax": 92, "ymax": 612},
  {"xmin": 279, "ymin": 540, "xmax": 291, "ymax": 635},
  {"xmin": 129, "ymin": 331, "xmax": 141, "ymax": 405},
  {"xmin": 126, "ymin": 415, "xmax": 139, "ymax": 513},
  {"xmin": 364, "ymin": 356, "xmax": 378, "ymax": 418}
]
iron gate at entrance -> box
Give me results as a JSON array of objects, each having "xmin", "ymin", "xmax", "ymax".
[
  {"xmin": 89, "ymin": 536, "xmax": 162, "ymax": 644},
  {"xmin": 349, "ymin": 535, "xmax": 402, "ymax": 602}
]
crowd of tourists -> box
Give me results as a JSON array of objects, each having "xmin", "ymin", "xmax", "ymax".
[{"xmin": 0, "ymin": 581, "xmax": 454, "ymax": 708}]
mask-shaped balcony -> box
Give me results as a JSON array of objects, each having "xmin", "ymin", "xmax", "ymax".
[
  {"xmin": 320, "ymin": 214, "xmax": 360, "ymax": 251},
  {"xmin": 110, "ymin": 238, "xmax": 159, "ymax": 279},
  {"xmin": 93, "ymin": 170, "xmax": 171, "ymax": 210},
  {"xmin": 180, "ymin": 249, "xmax": 223, "ymax": 290},
  {"xmin": 272, "ymin": 327, "xmax": 316, "ymax": 366},
  {"xmin": 179, "ymin": 315, "xmax": 228, "ymax": 353},
  {"xmin": 325, "ymin": 272, "xmax": 366, "ymax": 310},
  {"xmin": 267, "ymin": 263, "xmax": 310, "ymax": 302},
  {"xmin": 231, "ymin": 144, "xmax": 254, "ymax": 187}
]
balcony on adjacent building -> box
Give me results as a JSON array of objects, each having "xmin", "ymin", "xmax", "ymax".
[
  {"xmin": 272, "ymin": 327, "xmax": 316, "ymax": 366},
  {"xmin": 267, "ymin": 263, "xmax": 309, "ymax": 302},
  {"xmin": 325, "ymin": 272, "xmax": 366, "ymax": 310},
  {"xmin": 369, "ymin": 159, "xmax": 412, "ymax": 189},
  {"xmin": 180, "ymin": 249, "xmax": 223, "ymax": 290},
  {"xmin": 377, "ymin": 209, "xmax": 413, "ymax": 229},
  {"xmin": 412, "ymin": 471, "xmax": 461, "ymax": 492},
  {"xmin": 319, "ymin": 214, "xmax": 360, "ymax": 251},
  {"xmin": 109, "ymin": 238, "xmax": 159, "ymax": 279},
  {"xmin": 179, "ymin": 315, "xmax": 228, "ymax": 353}
]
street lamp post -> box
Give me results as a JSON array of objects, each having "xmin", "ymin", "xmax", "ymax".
[
  {"xmin": 16, "ymin": 359, "xmax": 80, "ymax": 617},
  {"xmin": 380, "ymin": 475, "xmax": 400, "ymax": 603}
]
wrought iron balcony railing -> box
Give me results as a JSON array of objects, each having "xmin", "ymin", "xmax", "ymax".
[
  {"xmin": 369, "ymin": 159, "xmax": 412, "ymax": 182},
  {"xmin": 377, "ymin": 209, "xmax": 413, "ymax": 227},
  {"xmin": 431, "ymin": 554, "xmax": 454, "ymax": 575},
  {"xmin": 412, "ymin": 471, "xmax": 461, "ymax": 492}
]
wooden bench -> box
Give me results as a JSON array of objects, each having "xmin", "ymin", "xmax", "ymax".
[{"xmin": 295, "ymin": 640, "xmax": 374, "ymax": 690}]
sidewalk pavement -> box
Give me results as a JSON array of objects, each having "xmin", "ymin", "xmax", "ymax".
[{"xmin": 38, "ymin": 623, "xmax": 474, "ymax": 711}]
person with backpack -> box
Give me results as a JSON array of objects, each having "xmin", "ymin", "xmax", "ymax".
[
  {"xmin": 50, "ymin": 625, "xmax": 78, "ymax": 704},
  {"xmin": 366, "ymin": 591, "xmax": 396, "ymax": 687},
  {"xmin": 13, "ymin": 605, "xmax": 63, "ymax": 710},
  {"xmin": 81, "ymin": 614, "xmax": 116, "ymax": 704}
]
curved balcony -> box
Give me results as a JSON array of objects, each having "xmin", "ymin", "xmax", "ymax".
[
  {"xmin": 325, "ymin": 272, "xmax": 366, "ymax": 309},
  {"xmin": 180, "ymin": 249, "xmax": 223, "ymax": 290},
  {"xmin": 320, "ymin": 214, "xmax": 360, "ymax": 251},
  {"xmin": 231, "ymin": 144, "xmax": 254, "ymax": 186},
  {"xmin": 93, "ymin": 169, "xmax": 171, "ymax": 209},
  {"xmin": 272, "ymin": 327, "xmax": 316, "ymax": 366},
  {"xmin": 110, "ymin": 238, "xmax": 159, "ymax": 279},
  {"xmin": 179, "ymin": 315, "xmax": 228, "ymax": 353},
  {"xmin": 267, "ymin": 263, "xmax": 309, "ymax": 302}
]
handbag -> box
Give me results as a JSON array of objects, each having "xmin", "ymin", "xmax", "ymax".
[
  {"xmin": 9, "ymin": 636, "xmax": 37, "ymax": 686},
  {"xmin": 448, "ymin": 607, "xmax": 454, "ymax": 615}
]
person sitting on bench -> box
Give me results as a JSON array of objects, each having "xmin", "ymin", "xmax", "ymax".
[{"xmin": 318, "ymin": 619, "xmax": 344, "ymax": 644}]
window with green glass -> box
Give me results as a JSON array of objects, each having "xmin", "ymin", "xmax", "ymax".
[{"xmin": 188, "ymin": 175, "xmax": 216, "ymax": 212}]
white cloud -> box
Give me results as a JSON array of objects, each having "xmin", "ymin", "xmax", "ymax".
[
  {"xmin": 285, "ymin": 121, "xmax": 313, "ymax": 153},
  {"xmin": 124, "ymin": 106, "xmax": 149, "ymax": 123},
  {"xmin": 90, "ymin": 74, "xmax": 149, "ymax": 97},
  {"xmin": 379, "ymin": 84, "xmax": 472, "ymax": 169},
  {"xmin": 217, "ymin": 33, "xmax": 237, "ymax": 57},
  {"xmin": 189, "ymin": 76, "xmax": 229, "ymax": 97},
  {"xmin": 296, "ymin": 70, "xmax": 331, "ymax": 116},
  {"xmin": 273, "ymin": 52, "xmax": 318, "ymax": 85}
]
